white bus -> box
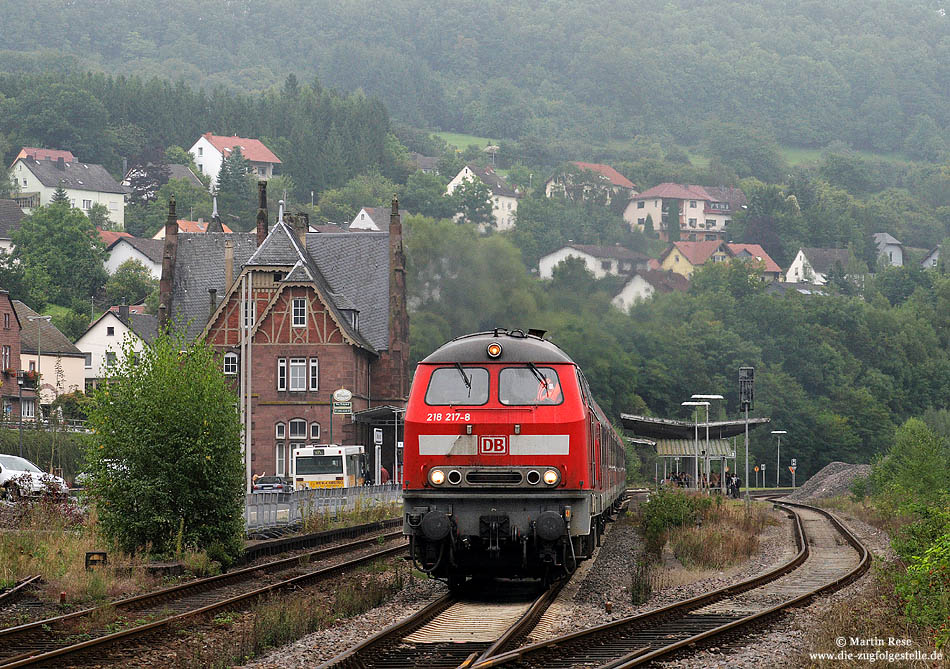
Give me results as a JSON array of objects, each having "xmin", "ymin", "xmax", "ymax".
[{"xmin": 291, "ymin": 445, "xmax": 366, "ymax": 489}]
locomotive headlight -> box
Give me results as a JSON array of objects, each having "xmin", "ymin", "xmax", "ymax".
[
  {"xmin": 429, "ymin": 469, "xmax": 446, "ymax": 485},
  {"xmin": 486, "ymin": 342, "xmax": 503, "ymax": 358},
  {"xmin": 543, "ymin": 469, "xmax": 560, "ymax": 486}
]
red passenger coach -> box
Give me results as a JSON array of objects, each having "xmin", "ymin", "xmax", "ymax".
[{"xmin": 403, "ymin": 329, "xmax": 626, "ymax": 587}]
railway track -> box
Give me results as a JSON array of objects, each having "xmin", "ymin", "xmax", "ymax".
[
  {"xmin": 0, "ymin": 577, "xmax": 41, "ymax": 610},
  {"xmin": 0, "ymin": 530, "xmax": 408, "ymax": 667},
  {"xmin": 321, "ymin": 576, "xmax": 568, "ymax": 669},
  {"xmin": 468, "ymin": 499, "xmax": 869, "ymax": 668}
]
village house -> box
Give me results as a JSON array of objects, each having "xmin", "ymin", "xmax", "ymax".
[
  {"xmin": 158, "ymin": 184, "xmax": 410, "ymax": 487},
  {"xmin": 0, "ymin": 290, "xmax": 35, "ymax": 420},
  {"xmin": 659, "ymin": 241, "xmax": 781, "ymax": 280},
  {"xmin": 446, "ymin": 164, "xmax": 521, "ymax": 232},
  {"xmin": 10, "ymin": 155, "xmax": 128, "ymax": 228},
  {"xmin": 538, "ymin": 243, "xmax": 649, "ymax": 279},
  {"xmin": 921, "ymin": 245, "xmax": 940, "ymax": 270},
  {"xmin": 14, "ymin": 301, "xmax": 85, "ymax": 412},
  {"xmin": 75, "ymin": 305, "xmax": 158, "ymax": 392},
  {"xmin": 410, "ymin": 153, "xmax": 439, "ymax": 174},
  {"xmin": 188, "ymin": 133, "xmax": 281, "ymax": 189},
  {"xmin": 544, "ymin": 162, "xmax": 637, "ymax": 207},
  {"xmin": 0, "ymin": 199, "xmax": 25, "ymax": 254},
  {"xmin": 612, "ymin": 270, "xmax": 691, "ymax": 311},
  {"xmin": 103, "ymin": 235, "xmax": 165, "ymax": 279},
  {"xmin": 13, "ymin": 148, "xmax": 76, "ymax": 163},
  {"xmin": 625, "ymin": 183, "xmax": 746, "ymax": 242},
  {"xmin": 872, "ymin": 232, "xmax": 904, "ymax": 267},
  {"xmin": 350, "ymin": 206, "xmax": 396, "ymax": 232},
  {"xmin": 784, "ymin": 248, "xmax": 851, "ymax": 285}
]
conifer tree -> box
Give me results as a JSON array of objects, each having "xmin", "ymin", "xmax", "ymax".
[
  {"xmin": 215, "ymin": 147, "xmax": 254, "ymax": 230},
  {"xmin": 51, "ymin": 183, "xmax": 70, "ymax": 206}
]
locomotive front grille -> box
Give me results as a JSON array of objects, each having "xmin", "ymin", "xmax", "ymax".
[{"xmin": 465, "ymin": 470, "xmax": 523, "ymax": 485}]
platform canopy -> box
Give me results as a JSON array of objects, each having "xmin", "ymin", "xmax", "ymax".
[
  {"xmin": 620, "ymin": 413, "xmax": 771, "ymax": 440},
  {"xmin": 656, "ymin": 438, "xmax": 734, "ymax": 457}
]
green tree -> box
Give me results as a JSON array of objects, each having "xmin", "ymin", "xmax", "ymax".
[
  {"xmin": 84, "ymin": 332, "xmax": 245, "ymax": 565},
  {"xmin": 316, "ymin": 172, "xmax": 397, "ymax": 222},
  {"xmin": 401, "ymin": 171, "xmax": 455, "ymax": 220},
  {"xmin": 9, "ymin": 204, "xmax": 107, "ymax": 307},
  {"xmin": 51, "ymin": 185, "xmax": 70, "ymax": 205},
  {"xmin": 451, "ymin": 177, "xmax": 494, "ymax": 227},
  {"xmin": 705, "ymin": 121, "xmax": 787, "ymax": 183},
  {"xmin": 215, "ymin": 147, "xmax": 254, "ymax": 230},
  {"xmin": 87, "ymin": 203, "xmax": 113, "ymax": 230},
  {"xmin": 105, "ymin": 259, "xmax": 158, "ymax": 306}
]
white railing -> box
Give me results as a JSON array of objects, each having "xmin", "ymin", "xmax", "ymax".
[
  {"xmin": 244, "ymin": 484, "xmax": 402, "ymax": 531},
  {"xmin": 0, "ymin": 418, "xmax": 89, "ymax": 433}
]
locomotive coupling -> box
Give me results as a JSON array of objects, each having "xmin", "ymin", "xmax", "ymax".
[{"xmin": 420, "ymin": 510, "xmax": 453, "ymax": 541}]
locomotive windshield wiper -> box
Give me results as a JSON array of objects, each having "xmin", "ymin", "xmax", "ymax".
[
  {"xmin": 454, "ymin": 362, "xmax": 472, "ymax": 395},
  {"xmin": 526, "ymin": 362, "xmax": 547, "ymax": 386}
]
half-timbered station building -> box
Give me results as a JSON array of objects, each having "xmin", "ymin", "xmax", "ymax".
[{"xmin": 157, "ymin": 185, "xmax": 409, "ymax": 487}]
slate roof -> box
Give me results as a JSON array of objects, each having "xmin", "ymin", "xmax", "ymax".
[
  {"xmin": 0, "ymin": 199, "xmax": 25, "ymax": 239},
  {"xmin": 12, "ymin": 301, "xmax": 83, "ymax": 357},
  {"xmin": 873, "ymin": 232, "xmax": 903, "ymax": 252},
  {"xmin": 801, "ymin": 248, "xmax": 850, "ymax": 275},
  {"xmin": 171, "ymin": 232, "xmax": 258, "ymax": 341},
  {"xmin": 410, "ymin": 153, "xmax": 439, "ymax": 171},
  {"xmin": 635, "ymin": 183, "xmax": 711, "ymax": 201},
  {"xmin": 201, "ymin": 133, "xmax": 281, "ymax": 164},
  {"xmin": 634, "ymin": 270, "xmax": 691, "ymax": 293},
  {"xmin": 569, "ymin": 162, "xmax": 636, "ymax": 190},
  {"xmin": 703, "ymin": 186, "xmax": 747, "ymax": 211},
  {"xmin": 466, "ymin": 164, "xmax": 520, "ymax": 198},
  {"xmin": 17, "ymin": 157, "xmax": 127, "ymax": 194},
  {"xmin": 111, "ymin": 236, "xmax": 165, "ymax": 264},
  {"xmin": 167, "ymin": 164, "xmax": 204, "ymax": 188},
  {"xmin": 115, "ymin": 311, "xmax": 159, "ymax": 344},
  {"xmin": 565, "ymin": 243, "xmax": 648, "ymax": 262},
  {"xmin": 351, "ymin": 207, "xmax": 391, "ymax": 231}
]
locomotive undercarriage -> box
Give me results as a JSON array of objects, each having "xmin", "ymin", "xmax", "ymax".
[{"xmin": 404, "ymin": 491, "xmax": 623, "ymax": 585}]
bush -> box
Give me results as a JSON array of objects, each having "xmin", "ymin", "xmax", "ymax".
[
  {"xmin": 84, "ymin": 331, "xmax": 245, "ymax": 565},
  {"xmin": 638, "ymin": 489, "xmax": 711, "ymax": 557}
]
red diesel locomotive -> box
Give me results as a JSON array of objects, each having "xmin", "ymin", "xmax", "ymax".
[{"xmin": 403, "ymin": 329, "xmax": 626, "ymax": 586}]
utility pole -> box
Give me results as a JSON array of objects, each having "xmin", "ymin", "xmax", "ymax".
[{"xmin": 739, "ymin": 367, "xmax": 754, "ymax": 506}]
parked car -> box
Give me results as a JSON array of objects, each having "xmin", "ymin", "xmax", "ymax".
[
  {"xmin": 252, "ymin": 476, "xmax": 293, "ymax": 493},
  {"xmin": 0, "ymin": 454, "xmax": 68, "ymax": 499}
]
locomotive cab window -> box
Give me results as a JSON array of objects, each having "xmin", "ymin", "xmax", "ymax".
[
  {"xmin": 425, "ymin": 366, "xmax": 490, "ymax": 405},
  {"xmin": 500, "ymin": 366, "xmax": 564, "ymax": 405}
]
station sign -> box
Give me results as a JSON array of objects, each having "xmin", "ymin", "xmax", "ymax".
[
  {"xmin": 332, "ymin": 401, "xmax": 352, "ymax": 415},
  {"xmin": 374, "ymin": 428, "xmax": 383, "ymax": 444},
  {"xmin": 789, "ymin": 466, "xmax": 797, "ymax": 473}
]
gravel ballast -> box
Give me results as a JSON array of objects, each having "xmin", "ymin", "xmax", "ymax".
[{"xmin": 786, "ymin": 461, "xmax": 871, "ymax": 502}]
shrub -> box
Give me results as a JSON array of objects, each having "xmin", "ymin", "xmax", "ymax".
[{"xmin": 638, "ymin": 489, "xmax": 711, "ymax": 557}]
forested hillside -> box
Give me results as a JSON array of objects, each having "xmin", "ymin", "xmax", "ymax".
[{"xmin": 3, "ymin": 0, "xmax": 949, "ymax": 152}]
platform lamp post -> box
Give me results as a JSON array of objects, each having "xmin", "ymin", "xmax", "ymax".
[
  {"xmin": 771, "ymin": 430, "xmax": 786, "ymax": 488},
  {"xmin": 27, "ymin": 315, "xmax": 51, "ymax": 418},
  {"xmin": 681, "ymin": 400, "xmax": 709, "ymax": 490},
  {"xmin": 692, "ymin": 394, "xmax": 724, "ymax": 494}
]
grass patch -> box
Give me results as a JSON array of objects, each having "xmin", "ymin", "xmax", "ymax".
[
  {"xmin": 668, "ymin": 501, "xmax": 772, "ymax": 569},
  {"xmin": 432, "ymin": 131, "xmax": 497, "ymax": 151},
  {"xmin": 300, "ymin": 499, "xmax": 400, "ymax": 534}
]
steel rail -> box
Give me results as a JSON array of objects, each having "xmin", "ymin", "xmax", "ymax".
[
  {"xmin": 469, "ymin": 499, "xmax": 869, "ymax": 668},
  {"xmin": 0, "ymin": 576, "xmax": 41, "ymax": 609},
  {"xmin": 0, "ymin": 541, "xmax": 407, "ymax": 668}
]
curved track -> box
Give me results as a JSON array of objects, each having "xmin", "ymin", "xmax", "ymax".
[
  {"xmin": 0, "ymin": 531, "xmax": 407, "ymax": 668},
  {"xmin": 469, "ymin": 499, "xmax": 869, "ymax": 668}
]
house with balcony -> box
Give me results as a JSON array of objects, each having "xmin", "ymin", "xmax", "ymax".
[
  {"xmin": 10, "ymin": 155, "xmax": 128, "ymax": 228},
  {"xmin": 0, "ymin": 290, "xmax": 35, "ymax": 420},
  {"xmin": 660, "ymin": 241, "xmax": 781, "ymax": 280},
  {"xmin": 625, "ymin": 183, "xmax": 746, "ymax": 242},
  {"xmin": 188, "ymin": 133, "xmax": 281, "ymax": 189},
  {"xmin": 13, "ymin": 301, "xmax": 85, "ymax": 410}
]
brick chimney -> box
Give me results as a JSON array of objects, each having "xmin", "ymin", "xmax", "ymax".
[
  {"xmin": 118, "ymin": 304, "xmax": 130, "ymax": 321},
  {"xmin": 224, "ymin": 239, "xmax": 234, "ymax": 289},
  {"xmin": 256, "ymin": 181, "xmax": 268, "ymax": 246},
  {"xmin": 158, "ymin": 197, "xmax": 178, "ymax": 331},
  {"xmin": 294, "ymin": 212, "xmax": 308, "ymax": 250},
  {"xmin": 385, "ymin": 194, "xmax": 409, "ymax": 398}
]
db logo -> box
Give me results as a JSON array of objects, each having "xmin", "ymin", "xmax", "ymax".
[{"xmin": 479, "ymin": 435, "xmax": 508, "ymax": 455}]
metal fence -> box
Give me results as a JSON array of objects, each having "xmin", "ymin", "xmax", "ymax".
[{"xmin": 244, "ymin": 484, "xmax": 402, "ymax": 532}]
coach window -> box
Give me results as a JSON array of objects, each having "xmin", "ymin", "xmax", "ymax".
[
  {"xmin": 424, "ymin": 367, "xmax": 489, "ymax": 405},
  {"xmin": 500, "ymin": 367, "xmax": 564, "ymax": 405}
]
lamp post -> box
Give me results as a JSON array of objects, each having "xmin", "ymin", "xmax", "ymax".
[
  {"xmin": 27, "ymin": 315, "xmax": 52, "ymax": 418},
  {"xmin": 682, "ymin": 400, "xmax": 709, "ymax": 490},
  {"xmin": 771, "ymin": 430, "xmax": 787, "ymax": 488},
  {"xmin": 692, "ymin": 394, "xmax": 724, "ymax": 493}
]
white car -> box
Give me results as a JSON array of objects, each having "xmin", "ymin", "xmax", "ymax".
[{"xmin": 0, "ymin": 454, "xmax": 68, "ymax": 498}]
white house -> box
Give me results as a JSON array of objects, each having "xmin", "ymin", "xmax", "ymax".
[
  {"xmin": 539, "ymin": 243, "xmax": 649, "ymax": 279},
  {"xmin": 624, "ymin": 183, "xmax": 746, "ymax": 242},
  {"xmin": 612, "ymin": 270, "xmax": 690, "ymax": 311},
  {"xmin": 188, "ymin": 133, "xmax": 281, "ymax": 189},
  {"xmin": 784, "ymin": 248, "xmax": 851, "ymax": 285},
  {"xmin": 921, "ymin": 245, "xmax": 940, "ymax": 270},
  {"xmin": 104, "ymin": 236, "xmax": 165, "ymax": 279},
  {"xmin": 446, "ymin": 164, "xmax": 521, "ymax": 232},
  {"xmin": 74, "ymin": 306, "xmax": 158, "ymax": 391},
  {"xmin": 350, "ymin": 206, "xmax": 391, "ymax": 231},
  {"xmin": 13, "ymin": 301, "xmax": 85, "ymax": 408},
  {"xmin": 872, "ymin": 232, "xmax": 904, "ymax": 267},
  {"xmin": 11, "ymin": 156, "xmax": 128, "ymax": 228}
]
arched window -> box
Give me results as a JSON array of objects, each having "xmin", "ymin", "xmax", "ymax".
[
  {"xmin": 289, "ymin": 419, "xmax": 307, "ymax": 440},
  {"xmin": 223, "ymin": 352, "xmax": 238, "ymax": 375},
  {"xmin": 310, "ymin": 422, "xmax": 320, "ymax": 440},
  {"xmin": 275, "ymin": 422, "xmax": 285, "ymax": 439}
]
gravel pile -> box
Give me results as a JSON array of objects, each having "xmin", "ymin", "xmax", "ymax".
[{"xmin": 786, "ymin": 461, "xmax": 871, "ymax": 502}]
